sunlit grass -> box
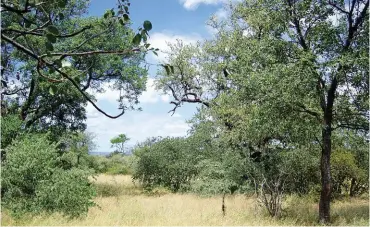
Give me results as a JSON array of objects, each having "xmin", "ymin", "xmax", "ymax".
[{"xmin": 2, "ymin": 174, "xmax": 368, "ymax": 226}]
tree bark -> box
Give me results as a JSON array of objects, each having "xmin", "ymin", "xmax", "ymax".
[
  {"xmin": 319, "ymin": 122, "xmax": 332, "ymax": 223},
  {"xmin": 349, "ymin": 178, "xmax": 356, "ymax": 197}
]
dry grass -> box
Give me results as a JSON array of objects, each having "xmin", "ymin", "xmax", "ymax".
[{"xmin": 2, "ymin": 174, "xmax": 369, "ymax": 226}]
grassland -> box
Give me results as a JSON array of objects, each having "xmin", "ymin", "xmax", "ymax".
[{"xmin": 2, "ymin": 174, "xmax": 369, "ymax": 226}]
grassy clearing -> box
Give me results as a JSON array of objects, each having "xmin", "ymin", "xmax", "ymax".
[{"xmin": 2, "ymin": 174, "xmax": 368, "ymax": 226}]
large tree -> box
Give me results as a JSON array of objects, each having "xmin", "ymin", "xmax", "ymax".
[
  {"xmin": 156, "ymin": 0, "xmax": 368, "ymax": 223},
  {"xmin": 1, "ymin": 0, "xmax": 154, "ymax": 133}
]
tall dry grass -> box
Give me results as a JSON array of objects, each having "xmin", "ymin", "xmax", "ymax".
[{"xmin": 2, "ymin": 174, "xmax": 368, "ymax": 226}]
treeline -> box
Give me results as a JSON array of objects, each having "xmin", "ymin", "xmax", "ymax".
[
  {"xmin": 1, "ymin": 0, "xmax": 368, "ymax": 224},
  {"xmin": 128, "ymin": 122, "xmax": 368, "ymax": 217}
]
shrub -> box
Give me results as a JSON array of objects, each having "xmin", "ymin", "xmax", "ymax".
[
  {"xmin": 1, "ymin": 134, "xmax": 96, "ymax": 218},
  {"xmin": 331, "ymin": 149, "xmax": 367, "ymax": 197},
  {"xmin": 133, "ymin": 137, "xmax": 199, "ymax": 192}
]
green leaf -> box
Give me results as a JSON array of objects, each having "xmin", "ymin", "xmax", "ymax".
[
  {"xmin": 164, "ymin": 65, "xmax": 170, "ymax": 75},
  {"xmin": 46, "ymin": 25, "xmax": 60, "ymax": 36},
  {"xmin": 104, "ymin": 11, "xmax": 110, "ymax": 19},
  {"xmin": 143, "ymin": 20, "xmax": 152, "ymax": 31},
  {"xmin": 144, "ymin": 43, "xmax": 150, "ymax": 49},
  {"xmin": 74, "ymin": 76, "xmax": 81, "ymax": 84},
  {"xmin": 55, "ymin": 60, "xmax": 62, "ymax": 68},
  {"xmin": 49, "ymin": 67, "xmax": 55, "ymax": 74},
  {"xmin": 58, "ymin": 0, "xmax": 67, "ymax": 8},
  {"xmin": 58, "ymin": 13, "xmax": 64, "ymax": 20},
  {"xmin": 119, "ymin": 18, "xmax": 125, "ymax": 26},
  {"xmin": 132, "ymin": 34, "xmax": 141, "ymax": 45},
  {"xmin": 46, "ymin": 33, "xmax": 57, "ymax": 43},
  {"xmin": 49, "ymin": 85, "xmax": 56, "ymax": 95},
  {"xmin": 124, "ymin": 6, "xmax": 129, "ymax": 13},
  {"xmin": 141, "ymin": 30, "xmax": 147, "ymax": 42},
  {"xmin": 45, "ymin": 41, "xmax": 54, "ymax": 51},
  {"xmin": 153, "ymin": 51, "xmax": 158, "ymax": 56},
  {"xmin": 122, "ymin": 14, "xmax": 130, "ymax": 22},
  {"xmin": 25, "ymin": 21, "xmax": 31, "ymax": 28},
  {"xmin": 170, "ymin": 66, "xmax": 175, "ymax": 74}
]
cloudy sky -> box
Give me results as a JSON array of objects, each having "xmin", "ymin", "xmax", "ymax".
[{"xmin": 86, "ymin": 0, "xmax": 232, "ymax": 152}]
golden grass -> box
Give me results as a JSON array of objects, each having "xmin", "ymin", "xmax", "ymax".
[{"xmin": 2, "ymin": 174, "xmax": 369, "ymax": 226}]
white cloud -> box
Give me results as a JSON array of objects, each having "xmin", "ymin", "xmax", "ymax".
[
  {"xmin": 147, "ymin": 31, "xmax": 202, "ymax": 63},
  {"xmin": 180, "ymin": 0, "xmax": 226, "ymax": 10},
  {"xmin": 139, "ymin": 78, "xmax": 170, "ymax": 104},
  {"xmin": 87, "ymin": 78, "xmax": 170, "ymax": 105},
  {"xmin": 215, "ymin": 7, "xmax": 228, "ymax": 20},
  {"xmin": 86, "ymin": 108, "xmax": 190, "ymax": 152},
  {"xmin": 179, "ymin": 0, "xmax": 242, "ymax": 10}
]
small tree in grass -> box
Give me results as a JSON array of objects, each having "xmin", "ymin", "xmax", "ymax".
[{"xmin": 110, "ymin": 134, "xmax": 130, "ymax": 155}]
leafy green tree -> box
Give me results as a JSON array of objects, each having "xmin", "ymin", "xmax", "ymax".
[
  {"xmin": 1, "ymin": 133, "xmax": 96, "ymax": 218},
  {"xmin": 156, "ymin": 0, "xmax": 369, "ymax": 222},
  {"xmin": 1, "ymin": 0, "xmax": 154, "ymax": 133},
  {"xmin": 133, "ymin": 137, "xmax": 199, "ymax": 192},
  {"xmin": 58, "ymin": 131, "xmax": 97, "ymax": 168},
  {"xmin": 110, "ymin": 133, "xmax": 130, "ymax": 154},
  {"xmin": 332, "ymin": 130, "xmax": 369, "ymax": 196}
]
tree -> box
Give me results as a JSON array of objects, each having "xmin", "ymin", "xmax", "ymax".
[
  {"xmin": 58, "ymin": 131, "xmax": 97, "ymax": 167},
  {"xmin": 1, "ymin": 0, "xmax": 154, "ymax": 129},
  {"xmin": 133, "ymin": 137, "xmax": 200, "ymax": 192},
  {"xmin": 110, "ymin": 133, "xmax": 130, "ymax": 154},
  {"xmin": 156, "ymin": 0, "xmax": 368, "ymax": 223}
]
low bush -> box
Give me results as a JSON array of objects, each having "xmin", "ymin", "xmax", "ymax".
[{"xmin": 1, "ymin": 134, "xmax": 96, "ymax": 218}]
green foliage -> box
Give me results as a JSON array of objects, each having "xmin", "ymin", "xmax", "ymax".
[
  {"xmin": 1, "ymin": 0, "xmax": 152, "ymax": 136},
  {"xmin": 1, "ymin": 134, "xmax": 96, "ymax": 218},
  {"xmin": 88, "ymin": 153, "xmax": 137, "ymax": 175},
  {"xmin": 191, "ymin": 150, "xmax": 247, "ymax": 196},
  {"xmin": 0, "ymin": 114, "xmax": 23, "ymax": 150},
  {"xmin": 331, "ymin": 149, "xmax": 367, "ymax": 197},
  {"xmin": 110, "ymin": 134, "xmax": 130, "ymax": 154},
  {"xmin": 133, "ymin": 137, "xmax": 199, "ymax": 192},
  {"xmin": 35, "ymin": 168, "xmax": 95, "ymax": 217},
  {"xmin": 155, "ymin": 0, "xmax": 368, "ymax": 222}
]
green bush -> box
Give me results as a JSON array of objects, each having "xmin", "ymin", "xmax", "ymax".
[
  {"xmin": 331, "ymin": 149, "xmax": 367, "ymax": 197},
  {"xmin": 1, "ymin": 134, "xmax": 96, "ymax": 218},
  {"xmin": 133, "ymin": 137, "xmax": 199, "ymax": 192}
]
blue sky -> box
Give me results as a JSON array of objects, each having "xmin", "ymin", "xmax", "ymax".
[{"xmin": 86, "ymin": 0, "xmax": 232, "ymax": 152}]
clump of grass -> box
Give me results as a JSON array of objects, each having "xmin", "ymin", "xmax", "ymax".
[
  {"xmin": 282, "ymin": 194, "xmax": 369, "ymax": 226},
  {"xmin": 143, "ymin": 186, "xmax": 172, "ymax": 197},
  {"xmin": 93, "ymin": 174, "xmax": 143, "ymax": 197},
  {"xmin": 94, "ymin": 183, "xmax": 123, "ymax": 197}
]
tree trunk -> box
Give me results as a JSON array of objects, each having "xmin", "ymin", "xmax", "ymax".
[
  {"xmin": 349, "ymin": 178, "xmax": 356, "ymax": 197},
  {"xmin": 222, "ymin": 193, "xmax": 226, "ymax": 216},
  {"xmin": 319, "ymin": 121, "xmax": 332, "ymax": 223}
]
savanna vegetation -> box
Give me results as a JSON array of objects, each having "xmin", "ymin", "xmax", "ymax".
[{"xmin": 1, "ymin": 0, "xmax": 368, "ymax": 226}]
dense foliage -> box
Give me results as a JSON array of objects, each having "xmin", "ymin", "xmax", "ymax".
[
  {"xmin": 133, "ymin": 137, "xmax": 200, "ymax": 192},
  {"xmin": 154, "ymin": 0, "xmax": 369, "ymax": 222},
  {"xmin": 1, "ymin": 134, "xmax": 96, "ymax": 218},
  {"xmin": 1, "ymin": 0, "xmax": 368, "ymax": 224}
]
